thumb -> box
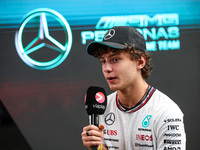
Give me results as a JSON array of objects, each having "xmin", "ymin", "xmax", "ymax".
[{"xmin": 99, "ymin": 124, "xmax": 105, "ymax": 131}]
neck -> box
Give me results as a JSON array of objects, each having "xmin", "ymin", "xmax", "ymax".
[{"xmin": 117, "ymin": 80, "xmax": 149, "ymax": 107}]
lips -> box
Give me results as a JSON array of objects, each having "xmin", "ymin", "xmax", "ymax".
[{"xmin": 107, "ymin": 77, "xmax": 117, "ymax": 82}]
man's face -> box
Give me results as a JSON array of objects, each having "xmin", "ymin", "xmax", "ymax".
[{"xmin": 99, "ymin": 50, "xmax": 142, "ymax": 91}]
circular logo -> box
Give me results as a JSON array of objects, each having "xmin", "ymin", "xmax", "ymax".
[
  {"xmin": 95, "ymin": 92, "xmax": 105, "ymax": 103},
  {"xmin": 104, "ymin": 29, "xmax": 115, "ymax": 40},
  {"xmin": 105, "ymin": 112, "xmax": 115, "ymax": 125},
  {"xmin": 15, "ymin": 8, "xmax": 73, "ymax": 70}
]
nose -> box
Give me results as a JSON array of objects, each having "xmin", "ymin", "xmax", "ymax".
[{"xmin": 102, "ymin": 62, "xmax": 112, "ymax": 73}]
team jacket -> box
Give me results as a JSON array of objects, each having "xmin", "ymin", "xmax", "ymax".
[{"xmin": 99, "ymin": 86, "xmax": 186, "ymax": 150}]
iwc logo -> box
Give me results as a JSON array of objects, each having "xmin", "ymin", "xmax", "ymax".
[{"xmin": 15, "ymin": 8, "xmax": 72, "ymax": 70}]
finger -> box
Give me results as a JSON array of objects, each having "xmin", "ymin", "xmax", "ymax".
[
  {"xmin": 86, "ymin": 130, "xmax": 90, "ymax": 136},
  {"xmin": 83, "ymin": 125, "xmax": 101, "ymax": 132},
  {"xmin": 82, "ymin": 134, "xmax": 102, "ymax": 142},
  {"xmin": 99, "ymin": 124, "xmax": 105, "ymax": 131},
  {"xmin": 83, "ymin": 139, "xmax": 102, "ymax": 148},
  {"xmin": 82, "ymin": 132, "xmax": 102, "ymax": 147},
  {"xmin": 85, "ymin": 129, "xmax": 102, "ymax": 137}
]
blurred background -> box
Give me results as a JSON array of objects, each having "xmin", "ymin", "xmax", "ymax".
[{"xmin": 0, "ymin": 0, "xmax": 199, "ymax": 149}]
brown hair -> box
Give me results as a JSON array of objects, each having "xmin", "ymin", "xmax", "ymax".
[{"xmin": 93, "ymin": 44, "xmax": 153, "ymax": 80}]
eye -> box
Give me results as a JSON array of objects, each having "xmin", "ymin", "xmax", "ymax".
[
  {"xmin": 113, "ymin": 58, "xmax": 119, "ymax": 62},
  {"xmin": 100, "ymin": 60, "xmax": 106, "ymax": 64}
]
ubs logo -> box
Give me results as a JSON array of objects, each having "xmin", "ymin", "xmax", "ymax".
[
  {"xmin": 105, "ymin": 112, "xmax": 115, "ymax": 125},
  {"xmin": 15, "ymin": 8, "xmax": 72, "ymax": 70},
  {"xmin": 106, "ymin": 130, "xmax": 117, "ymax": 136}
]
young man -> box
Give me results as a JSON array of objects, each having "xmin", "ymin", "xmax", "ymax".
[{"xmin": 82, "ymin": 26, "xmax": 186, "ymax": 150}]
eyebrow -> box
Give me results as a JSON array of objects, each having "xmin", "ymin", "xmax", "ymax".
[
  {"xmin": 99, "ymin": 52, "xmax": 121, "ymax": 59},
  {"xmin": 109, "ymin": 53, "xmax": 120, "ymax": 57}
]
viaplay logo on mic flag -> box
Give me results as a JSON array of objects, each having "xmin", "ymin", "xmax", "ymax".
[{"xmin": 95, "ymin": 92, "xmax": 105, "ymax": 104}]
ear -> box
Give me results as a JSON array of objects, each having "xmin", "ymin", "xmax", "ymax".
[{"xmin": 137, "ymin": 54, "xmax": 146, "ymax": 69}]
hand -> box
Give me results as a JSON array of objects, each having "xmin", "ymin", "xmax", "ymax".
[{"xmin": 82, "ymin": 124, "xmax": 105, "ymax": 150}]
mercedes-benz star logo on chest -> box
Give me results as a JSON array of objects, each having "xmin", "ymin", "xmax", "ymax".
[{"xmin": 105, "ymin": 112, "xmax": 115, "ymax": 125}]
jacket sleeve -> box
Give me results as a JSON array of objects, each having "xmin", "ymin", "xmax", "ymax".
[{"xmin": 154, "ymin": 107, "xmax": 186, "ymax": 150}]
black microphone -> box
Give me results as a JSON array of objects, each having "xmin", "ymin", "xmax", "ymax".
[{"xmin": 84, "ymin": 86, "xmax": 107, "ymax": 150}]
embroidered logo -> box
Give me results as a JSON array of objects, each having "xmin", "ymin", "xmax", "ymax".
[
  {"xmin": 103, "ymin": 29, "xmax": 115, "ymax": 40},
  {"xmin": 142, "ymin": 115, "xmax": 152, "ymax": 128}
]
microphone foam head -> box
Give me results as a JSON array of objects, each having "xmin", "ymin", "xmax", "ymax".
[{"xmin": 85, "ymin": 86, "xmax": 107, "ymax": 115}]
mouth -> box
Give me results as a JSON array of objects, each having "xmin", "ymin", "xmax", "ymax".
[{"xmin": 107, "ymin": 77, "xmax": 117, "ymax": 82}]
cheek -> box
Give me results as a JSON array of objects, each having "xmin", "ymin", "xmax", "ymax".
[
  {"xmin": 122, "ymin": 64, "xmax": 137, "ymax": 79},
  {"xmin": 102, "ymin": 66, "xmax": 106, "ymax": 76}
]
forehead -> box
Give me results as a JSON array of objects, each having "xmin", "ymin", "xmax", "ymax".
[
  {"xmin": 100, "ymin": 49, "xmax": 130, "ymax": 59},
  {"xmin": 101, "ymin": 47, "xmax": 122, "ymax": 55}
]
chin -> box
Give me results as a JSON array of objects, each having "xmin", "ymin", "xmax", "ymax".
[{"xmin": 109, "ymin": 85, "xmax": 120, "ymax": 91}]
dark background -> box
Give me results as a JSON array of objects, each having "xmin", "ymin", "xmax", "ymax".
[{"xmin": 0, "ymin": 0, "xmax": 199, "ymax": 149}]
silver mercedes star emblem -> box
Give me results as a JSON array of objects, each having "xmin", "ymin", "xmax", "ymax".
[
  {"xmin": 104, "ymin": 29, "xmax": 115, "ymax": 40},
  {"xmin": 105, "ymin": 112, "xmax": 115, "ymax": 125}
]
